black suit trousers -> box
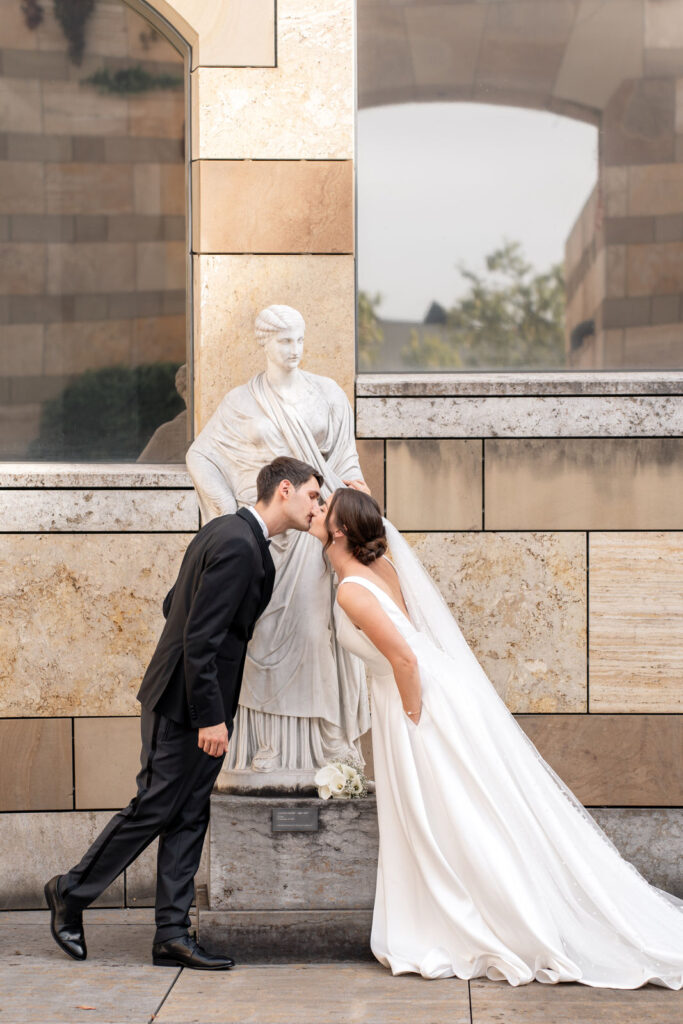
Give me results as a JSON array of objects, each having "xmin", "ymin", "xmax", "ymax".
[{"xmin": 59, "ymin": 709, "xmax": 224, "ymax": 943}]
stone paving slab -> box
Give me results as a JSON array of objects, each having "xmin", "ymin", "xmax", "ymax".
[
  {"xmin": 0, "ymin": 963, "xmax": 176, "ymax": 1024},
  {"xmin": 470, "ymin": 978, "xmax": 682, "ymax": 1023},
  {"xmin": 155, "ymin": 963, "xmax": 471, "ymax": 1024}
]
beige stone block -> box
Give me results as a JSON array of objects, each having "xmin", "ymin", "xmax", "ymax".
[
  {"xmin": 136, "ymin": 241, "xmax": 186, "ymax": 291},
  {"xmin": 134, "ymin": 164, "xmax": 162, "ymax": 215},
  {"xmin": 44, "ymin": 320, "xmax": 132, "ymax": 374},
  {"xmin": 171, "ymin": 0, "xmax": 275, "ymax": 68},
  {"xmin": 404, "ymin": 5, "xmax": 486, "ymax": 89},
  {"xmin": 0, "ymin": 243, "xmax": 45, "ymax": 295},
  {"xmin": 0, "ymin": 78, "xmax": 42, "ymax": 134},
  {"xmin": 129, "ymin": 91, "xmax": 185, "ymax": 139},
  {"xmin": 47, "ymin": 242, "xmax": 135, "ymax": 295},
  {"xmin": 355, "ymin": 439, "xmax": 385, "ymax": 513},
  {"xmin": 193, "ymin": 0, "xmax": 353, "ymax": 159},
  {"xmin": 590, "ymin": 533, "xmax": 683, "ymax": 712},
  {"xmin": 405, "ymin": 532, "xmax": 587, "ymax": 713},
  {"xmin": 0, "ymin": 0, "xmax": 39, "ymax": 48},
  {"xmin": 43, "ymin": 82, "xmax": 128, "ymax": 137},
  {"xmin": 622, "ymin": 322, "xmax": 683, "ymax": 368},
  {"xmin": 74, "ymin": 717, "xmax": 140, "ymax": 810},
  {"xmin": 193, "ymin": 254, "xmax": 355, "ymax": 428},
  {"xmin": 162, "ymin": 164, "xmax": 186, "ymax": 217},
  {"xmin": 0, "ymin": 489, "xmax": 198, "ymax": 533},
  {"xmin": 0, "ymin": 404, "xmax": 41, "ymax": 458},
  {"xmin": 0, "ymin": 162, "xmax": 44, "ymax": 215},
  {"xmin": 0, "ymin": 325, "xmax": 44, "ymax": 375},
  {"xmin": 386, "ymin": 440, "xmax": 482, "ymax": 531},
  {"xmin": 519, "ymin": 714, "xmax": 683, "ymax": 807},
  {"xmin": 193, "ymin": 160, "xmax": 353, "ymax": 254},
  {"xmin": 645, "ymin": 0, "xmax": 683, "ymax": 49},
  {"xmin": 0, "ymin": 534, "xmax": 192, "ymax": 717},
  {"xmin": 626, "ymin": 241, "xmax": 683, "ymax": 296},
  {"xmin": 0, "ymin": 719, "xmax": 73, "ymax": 812},
  {"xmin": 132, "ymin": 314, "xmax": 187, "ymax": 364},
  {"xmin": 554, "ymin": 0, "xmax": 643, "ymax": 110},
  {"xmin": 486, "ymin": 439, "xmax": 683, "ymax": 531},
  {"xmin": 357, "ymin": 4, "xmax": 414, "ymax": 109},
  {"xmin": 604, "ymin": 245, "xmax": 625, "ymax": 298},
  {"xmin": 80, "ymin": 0, "xmax": 128, "ymax": 58},
  {"xmin": 46, "ymin": 163, "xmax": 134, "ymax": 216},
  {"xmin": 628, "ymin": 162, "xmax": 683, "ymax": 216},
  {"xmin": 602, "ymin": 166, "xmax": 629, "ymax": 218},
  {"xmin": 0, "ymin": 812, "xmax": 124, "ymax": 909}
]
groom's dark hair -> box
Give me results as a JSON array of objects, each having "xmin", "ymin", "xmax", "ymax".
[{"xmin": 256, "ymin": 456, "xmax": 322, "ymax": 503}]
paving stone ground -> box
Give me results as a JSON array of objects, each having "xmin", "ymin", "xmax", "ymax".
[{"xmin": 0, "ymin": 912, "xmax": 681, "ymax": 1024}]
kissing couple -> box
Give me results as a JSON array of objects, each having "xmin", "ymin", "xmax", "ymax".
[{"xmin": 46, "ymin": 457, "xmax": 683, "ymax": 987}]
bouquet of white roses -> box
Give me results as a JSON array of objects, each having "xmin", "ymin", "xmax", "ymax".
[{"xmin": 314, "ymin": 759, "xmax": 368, "ymax": 800}]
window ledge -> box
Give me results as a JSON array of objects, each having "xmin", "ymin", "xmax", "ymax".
[
  {"xmin": 356, "ymin": 371, "xmax": 683, "ymax": 397},
  {"xmin": 0, "ymin": 463, "xmax": 193, "ymax": 488}
]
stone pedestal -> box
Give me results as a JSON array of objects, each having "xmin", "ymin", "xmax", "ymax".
[{"xmin": 199, "ymin": 794, "xmax": 378, "ymax": 961}]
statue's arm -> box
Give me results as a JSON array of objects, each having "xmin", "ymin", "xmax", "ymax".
[{"xmin": 186, "ymin": 442, "xmax": 238, "ymax": 523}]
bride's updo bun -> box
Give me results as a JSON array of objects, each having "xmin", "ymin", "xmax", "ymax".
[{"xmin": 325, "ymin": 487, "xmax": 387, "ymax": 565}]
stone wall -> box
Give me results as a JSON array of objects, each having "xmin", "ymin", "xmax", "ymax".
[{"xmin": 1, "ymin": 0, "xmax": 681, "ymax": 912}]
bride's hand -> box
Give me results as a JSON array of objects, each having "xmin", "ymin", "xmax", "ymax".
[{"xmin": 344, "ymin": 478, "xmax": 371, "ymax": 496}]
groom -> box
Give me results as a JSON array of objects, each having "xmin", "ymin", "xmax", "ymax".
[{"xmin": 45, "ymin": 456, "xmax": 323, "ymax": 970}]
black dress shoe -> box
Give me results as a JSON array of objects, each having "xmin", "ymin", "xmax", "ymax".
[
  {"xmin": 153, "ymin": 933, "xmax": 235, "ymax": 970},
  {"xmin": 44, "ymin": 875, "xmax": 87, "ymax": 962}
]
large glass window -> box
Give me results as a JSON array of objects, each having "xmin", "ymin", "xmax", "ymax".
[
  {"xmin": 358, "ymin": 0, "xmax": 683, "ymax": 373},
  {"xmin": 0, "ymin": 0, "xmax": 188, "ymax": 460}
]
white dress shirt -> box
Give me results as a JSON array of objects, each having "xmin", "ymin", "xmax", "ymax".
[{"xmin": 246, "ymin": 505, "xmax": 269, "ymax": 541}]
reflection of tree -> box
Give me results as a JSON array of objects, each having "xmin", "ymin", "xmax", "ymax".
[
  {"xmin": 30, "ymin": 363, "xmax": 184, "ymax": 461},
  {"xmin": 357, "ymin": 290, "xmax": 384, "ymax": 369},
  {"xmin": 403, "ymin": 241, "xmax": 566, "ymax": 370}
]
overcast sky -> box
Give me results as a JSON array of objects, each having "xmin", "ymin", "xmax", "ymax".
[{"xmin": 357, "ymin": 103, "xmax": 598, "ymax": 322}]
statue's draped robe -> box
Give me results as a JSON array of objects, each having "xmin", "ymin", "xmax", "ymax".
[{"xmin": 187, "ymin": 371, "xmax": 371, "ymax": 772}]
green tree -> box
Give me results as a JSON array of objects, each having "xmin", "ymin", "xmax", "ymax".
[
  {"xmin": 403, "ymin": 241, "xmax": 566, "ymax": 370},
  {"xmin": 357, "ymin": 290, "xmax": 384, "ymax": 369},
  {"xmin": 30, "ymin": 363, "xmax": 184, "ymax": 461}
]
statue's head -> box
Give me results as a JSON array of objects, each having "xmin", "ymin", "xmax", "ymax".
[{"xmin": 254, "ymin": 305, "xmax": 305, "ymax": 372}]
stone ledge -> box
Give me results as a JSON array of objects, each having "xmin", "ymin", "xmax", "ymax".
[
  {"xmin": 356, "ymin": 372, "xmax": 683, "ymax": 397},
  {"xmin": 0, "ymin": 463, "xmax": 193, "ymax": 488},
  {"xmin": 0, "ymin": 488, "xmax": 199, "ymax": 532}
]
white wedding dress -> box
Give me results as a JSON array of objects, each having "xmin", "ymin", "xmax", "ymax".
[{"xmin": 333, "ymin": 522, "xmax": 683, "ymax": 988}]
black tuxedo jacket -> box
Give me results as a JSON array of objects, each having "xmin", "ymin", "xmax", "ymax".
[{"xmin": 137, "ymin": 508, "xmax": 275, "ymax": 734}]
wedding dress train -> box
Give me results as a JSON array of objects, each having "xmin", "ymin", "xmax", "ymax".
[{"xmin": 333, "ymin": 522, "xmax": 683, "ymax": 988}]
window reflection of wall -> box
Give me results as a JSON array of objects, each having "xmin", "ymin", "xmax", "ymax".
[
  {"xmin": 0, "ymin": 0, "xmax": 187, "ymax": 460},
  {"xmin": 358, "ymin": 0, "xmax": 683, "ymax": 372}
]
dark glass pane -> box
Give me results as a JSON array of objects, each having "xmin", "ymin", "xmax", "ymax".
[
  {"xmin": 0, "ymin": 0, "xmax": 188, "ymax": 460},
  {"xmin": 357, "ymin": 0, "xmax": 683, "ymax": 372}
]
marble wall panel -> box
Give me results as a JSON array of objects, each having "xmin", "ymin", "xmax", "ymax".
[
  {"xmin": 74, "ymin": 717, "xmax": 140, "ymax": 810},
  {"xmin": 0, "ymin": 489, "xmax": 198, "ymax": 532},
  {"xmin": 589, "ymin": 533, "xmax": 683, "ymax": 712},
  {"xmin": 192, "ymin": 160, "xmax": 354, "ymax": 254},
  {"xmin": 0, "ymin": 719, "xmax": 72, "ymax": 812},
  {"xmin": 405, "ymin": 532, "xmax": 587, "ymax": 713},
  {"xmin": 386, "ymin": 440, "xmax": 482, "ymax": 531},
  {"xmin": 0, "ymin": 465, "xmax": 192, "ymax": 488},
  {"xmin": 517, "ymin": 715, "xmax": 683, "ymax": 806},
  {"xmin": 0, "ymin": 812, "xmax": 124, "ymax": 909},
  {"xmin": 485, "ymin": 439, "xmax": 683, "ymax": 530},
  {"xmin": 355, "ymin": 372, "xmax": 683, "ymax": 397},
  {"xmin": 0, "ymin": 534, "xmax": 192, "ymax": 717},
  {"xmin": 589, "ymin": 808, "xmax": 683, "ymax": 898},
  {"xmin": 192, "ymin": 0, "xmax": 353, "ymax": 159},
  {"xmin": 356, "ymin": 395, "xmax": 683, "ymax": 438},
  {"xmin": 355, "ymin": 439, "xmax": 385, "ymax": 514},
  {"xmin": 193, "ymin": 254, "xmax": 355, "ymax": 428}
]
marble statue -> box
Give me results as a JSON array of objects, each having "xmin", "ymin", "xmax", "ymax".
[
  {"xmin": 186, "ymin": 305, "xmax": 370, "ymax": 790},
  {"xmin": 137, "ymin": 364, "xmax": 189, "ymax": 464}
]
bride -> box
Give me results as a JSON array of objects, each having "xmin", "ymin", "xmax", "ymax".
[{"xmin": 308, "ymin": 486, "xmax": 683, "ymax": 989}]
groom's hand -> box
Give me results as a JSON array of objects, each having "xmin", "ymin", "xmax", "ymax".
[{"xmin": 198, "ymin": 722, "xmax": 229, "ymax": 758}]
